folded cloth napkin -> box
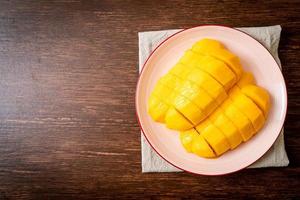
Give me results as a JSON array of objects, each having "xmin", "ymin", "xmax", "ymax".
[{"xmin": 139, "ymin": 25, "xmax": 289, "ymax": 173}]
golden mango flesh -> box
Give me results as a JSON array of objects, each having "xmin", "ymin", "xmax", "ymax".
[
  {"xmin": 241, "ymin": 85, "xmax": 270, "ymax": 117},
  {"xmin": 180, "ymin": 129, "xmax": 198, "ymax": 153},
  {"xmin": 213, "ymin": 113, "xmax": 243, "ymax": 149},
  {"xmin": 171, "ymin": 95, "xmax": 205, "ymax": 125},
  {"xmin": 165, "ymin": 108, "xmax": 194, "ymax": 130},
  {"xmin": 149, "ymin": 39, "xmax": 236, "ymax": 130},
  {"xmin": 201, "ymin": 124, "xmax": 231, "ymax": 156},
  {"xmin": 187, "ymin": 68, "xmax": 228, "ymax": 105},
  {"xmin": 223, "ymin": 101, "xmax": 255, "ymax": 141},
  {"xmin": 192, "ymin": 134, "xmax": 216, "ymax": 158},
  {"xmin": 147, "ymin": 39, "xmax": 270, "ymax": 158},
  {"xmin": 179, "ymin": 50, "xmax": 236, "ymax": 91},
  {"xmin": 148, "ymin": 94, "xmax": 169, "ymax": 123},
  {"xmin": 180, "ymin": 81, "xmax": 269, "ymax": 157},
  {"xmin": 192, "ymin": 43, "xmax": 243, "ymax": 79},
  {"xmin": 179, "ymin": 81, "xmax": 218, "ymax": 117},
  {"xmin": 231, "ymin": 92, "xmax": 265, "ymax": 132},
  {"xmin": 195, "ymin": 55, "xmax": 236, "ymax": 90}
]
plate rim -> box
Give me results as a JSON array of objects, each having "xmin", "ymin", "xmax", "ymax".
[{"xmin": 135, "ymin": 24, "xmax": 287, "ymax": 176}]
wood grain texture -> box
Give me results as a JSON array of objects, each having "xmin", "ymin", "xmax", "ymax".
[{"xmin": 0, "ymin": 0, "xmax": 299, "ymax": 199}]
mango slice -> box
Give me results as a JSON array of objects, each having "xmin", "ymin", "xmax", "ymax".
[
  {"xmin": 148, "ymin": 94, "xmax": 169, "ymax": 122},
  {"xmin": 195, "ymin": 55, "xmax": 236, "ymax": 90},
  {"xmin": 165, "ymin": 108, "xmax": 193, "ymax": 131},
  {"xmin": 209, "ymin": 108, "xmax": 223, "ymax": 122},
  {"xmin": 228, "ymin": 86, "xmax": 240, "ymax": 99},
  {"xmin": 172, "ymin": 95, "xmax": 205, "ymax": 125},
  {"xmin": 201, "ymin": 124, "xmax": 231, "ymax": 156},
  {"xmin": 169, "ymin": 62, "xmax": 193, "ymax": 79},
  {"xmin": 180, "ymin": 129, "xmax": 198, "ymax": 153},
  {"xmin": 180, "ymin": 50, "xmax": 236, "ymax": 91},
  {"xmin": 212, "ymin": 113, "xmax": 243, "ymax": 149},
  {"xmin": 159, "ymin": 73, "xmax": 183, "ymax": 91},
  {"xmin": 237, "ymin": 72, "xmax": 255, "ymax": 88},
  {"xmin": 241, "ymin": 85, "xmax": 270, "ymax": 117},
  {"xmin": 192, "ymin": 134, "xmax": 216, "ymax": 158},
  {"xmin": 192, "ymin": 41, "xmax": 243, "ymax": 79},
  {"xmin": 179, "ymin": 50, "xmax": 201, "ymax": 66},
  {"xmin": 195, "ymin": 118, "xmax": 212, "ymax": 133},
  {"xmin": 148, "ymin": 82, "xmax": 175, "ymax": 122},
  {"xmin": 187, "ymin": 68, "xmax": 227, "ymax": 105},
  {"xmin": 151, "ymin": 82, "xmax": 174, "ymax": 100},
  {"xmin": 223, "ymin": 101, "xmax": 255, "ymax": 141},
  {"xmin": 231, "ymin": 92, "xmax": 265, "ymax": 132},
  {"xmin": 178, "ymin": 81, "xmax": 218, "ymax": 116}
]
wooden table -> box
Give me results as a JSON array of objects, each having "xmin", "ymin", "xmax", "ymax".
[{"xmin": 0, "ymin": 0, "xmax": 299, "ymax": 199}]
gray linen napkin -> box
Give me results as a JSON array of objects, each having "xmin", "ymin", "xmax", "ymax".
[{"xmin": 139, "ymin": 25, "xmax": 289, "ymax": 172}]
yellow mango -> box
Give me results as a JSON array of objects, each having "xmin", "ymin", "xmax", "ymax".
[
  {"xmin": 195, "ymin": 118, "xmax": 212, "ymax": 133},
  {"xmin": 195, "ymin": 55, "xmax": 237, "ymax": 90},
  {"xmin": 192, "ymin": 45, "xmax": 243, "ymax": 80},
  {"xmin": 172, "ymin": 95, "xmax": 205, "ymax": 125},
  {"xmin": 159, "ymin": 73, "xmax": 183, "ymax": 91},
  {"xmin": 209, "ymin": 107, "xmax": 223, "ymax": 122},
  {"xmin": 187, "ymin": 68, "xmax": 227, "ymax": 105},
  {"xmin": 180, "ymin": 129, "xmax": 199, "ymax": 153},
  {"xmin": 148, "ymin": 74, "xmax": 184, "ymax": 123},
  {"xmin": 148, "ymin": 94, "xmax": 169, "ymax": 123},
  {"xmin": 148, "ymin": 93, "xmax": 158, "ymax": 109},
  {"xmin": 228, "ymin": 72, "xmax": 256, "ymax": 103},
  {"xmin": 148, "ymin": 78, "xmax": 177, "ymax": 123},
  {"xmin": 192, "ymin": 39, "xmax": 225, "ymax": 52},
  {"xmin": 220, "ymin": 99, "xmax": 231, "ymax": 111},
  {"xmin": 231, "ymin": 92, "xmax": 265, "ymax": 132},
  {"xmin": 201, "ymin": 124, "xmax": 231, "ymax": 156},
  {"xmin": 212, "ymin": 113, "xmax": 243, "ymax": 149},
  {"xmin": 147, "ymin": 39, "xmax": 271, "ymax": 159},
  {"xmin": 192, "ymin": 134, "xmax": 216, "ymax": 158},
  {"xmin": 169, "ymin": 63, "xmax": 193, "ymax": 80},
  {"xmin": 165, "ymin": 108, "xmax": 193, "ymax": 131},
  {"xmin": 150, "ymin": 82, "xmax": 177, "ymax": 116},
  {"xmin": 190, "ymin": 107, "xmax": 223, "ymax": 133},
  {"xmin": 178, "ymin": 81, "xmax": 218, "ymax": 116},
  {"xmin": 241, "ymin": 85, "xmax": 270, "ymax": 117},
  {"xmin": 179, "ymin": 50, "xmax": 199, "ymax": 65},
  {"xmin": 237, "ymin": 72, "xmax": 255, "ymax": 88},
  {"xmin": 229, "ymin": 86, "xmax": 240, "ymax": 99},
  {"xmin": 223, "ymin": 102, "xmax": 255, "ymax": 141},
  {"xmin": 151, "ymin": 82, "xmax": 173, "ymax": 100}
]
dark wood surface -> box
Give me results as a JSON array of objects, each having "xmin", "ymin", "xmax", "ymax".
[{"xmin": 0, "ymin": 0, "xmax": 299, "ymax": 199}]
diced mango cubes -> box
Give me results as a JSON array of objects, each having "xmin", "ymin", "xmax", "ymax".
[
  {"xmin": 148, "ymin": 94, "xmax": 169, "ymax": 123},
  {"xmin": 179, "ymin": 81, "xmax": 218, "ymax": 116},
  {"xmin": 165, "ymin": 108, "xmax": 194, "ymax": 130},
  {"xmin": 223, "ymin": 102, "xmax": 255, "ymax": 141},
  {"xmin": 180, "ymin": 129, "xmax": 198, "ymax": 153},
  {"xmin": 213, "ymin": 113, "xmax": 243, "ymax": 149},
  {"xmin": 231, "ymin": 92, "xmax": 265, "ymax": 132},
  {"xmin": 171, "ymin": 95, "xmax": 205, "ymax": 125},
  {"xmin": 192, "ymin": 42, "xmax": 243, "ymax": 79},
  {"xmin": 201, "ymin": 124, "xmax": 231, "ymax": 156},
  {"xmin": 147, "ymin": 39, "xmax": 271, "ymax": 158},
  {"xmin": 187, "ymin": 68, "xmax": 228, "ymax": 105},
  {"xmin": 192, "ymin": 134, "xmax": 216, "ymax": 158},
  {"xmin": 241, "ymin": 85, "xmax": 270, "ymax": 117}
]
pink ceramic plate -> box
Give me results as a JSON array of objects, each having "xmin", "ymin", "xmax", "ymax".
[{"xmin": 136, "ymin": 25, "xmax": 287, "ymax": 175}]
